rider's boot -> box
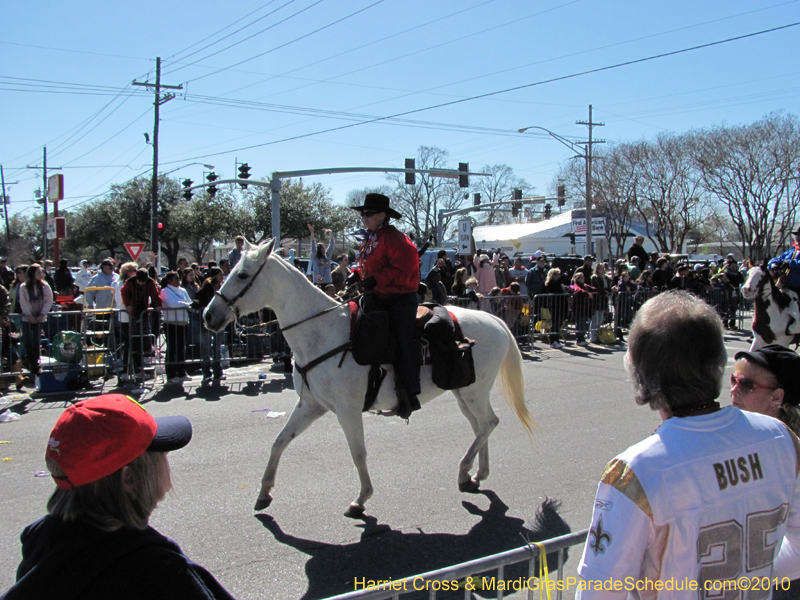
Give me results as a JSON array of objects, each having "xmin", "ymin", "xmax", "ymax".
[{"xmin": 395, "ymin": 386, "xmax": 420, "ymax": 420}]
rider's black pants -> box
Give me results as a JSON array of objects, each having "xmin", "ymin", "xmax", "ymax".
[{"xmin": 368, "ymin": 291, "xmax": 420, "ymax": 395}]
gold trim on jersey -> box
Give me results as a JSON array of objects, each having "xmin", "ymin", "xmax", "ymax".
[
  {"xmin": 787, "ymin": 427, "xmax": 800, "ymax": 477},
  {"xmin": 601, "ymin": 459, "xmax": 654, "ymax": 520}
]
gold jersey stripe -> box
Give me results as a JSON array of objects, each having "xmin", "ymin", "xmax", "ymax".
[
  {"xmin": 787, "ymin": 427, "xmax": 800, "ymax": 478},
  {"xmin": 601, "ymin": 459, "xmax": 654, "ymax": 521}
]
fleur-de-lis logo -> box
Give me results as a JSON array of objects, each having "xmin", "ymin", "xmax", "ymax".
[{"xmin": 589, "ymin": 515, "xmax": 612, "ymax": 556}]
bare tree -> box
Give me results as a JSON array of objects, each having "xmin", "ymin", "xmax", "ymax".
[
  {"xmin": 693, "ymin": 113, "xmax": 800, "ymax": 260},
  {"xmin": 387, "ymin": 146, "xmax": 468, "ymax": 243},
  {"xmin": 587, "ymin": 143, "xmax": 645, "ymax": 260},
  {"xmin": 635, "ymin": 133, "xmax": 704, "ymax": 253},
  {"xmin": 473, "ymin": 164, "xmax": 531, "ymax": 225}
]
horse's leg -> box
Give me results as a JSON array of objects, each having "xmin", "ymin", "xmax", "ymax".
[
  {"xmin": 254, "ymin": 398, "xmax": 328, "ymax": 511},
  {"xmin": 335, "ymin": 405, "xmax": 373, "ymax": 518},
  {"xmin": 453, "ymin": 387, "xmax": 499, "ymax": 493},
  {"xmin": 454, "ymin": 391, "xmax": 491, "ymax": 490}
]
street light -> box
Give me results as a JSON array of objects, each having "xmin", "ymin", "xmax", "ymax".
[
  {"xmin": 519, "ymin": 106, "xmax": 604, "ymax": 255},
  {"xmin": 161, "ymin": 162, "xmax": 215, "ymax": 177}
]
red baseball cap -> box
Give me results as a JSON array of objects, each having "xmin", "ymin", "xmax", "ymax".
[{"xmin": 45, "ymin": 394, "xmax": 192, "ymax": 490}]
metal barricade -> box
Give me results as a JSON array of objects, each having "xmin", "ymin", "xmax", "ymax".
[
  {"xmin": 322, "ymin": 529, "xmax": 589, "ymax": 600},
  {"xmin": 156, "ymin": 306, "xmax": 290, "ymax": 378},
  {"xmin": 529, "ymin": 294, "xmax": 574, "ymax": 344}
]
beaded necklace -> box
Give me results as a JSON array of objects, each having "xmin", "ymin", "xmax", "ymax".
[{"xmin": 357, "ymin": 223, "xmax": 383, "ymax": 273}]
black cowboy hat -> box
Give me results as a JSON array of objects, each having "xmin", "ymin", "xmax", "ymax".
[{"xmin": 350, "ymin": 193, "xmax": 402, "ymax": 219}]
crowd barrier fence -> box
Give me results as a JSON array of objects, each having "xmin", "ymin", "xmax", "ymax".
[
  {"xmin": 0, "ymin": 286, "xmax": 748, "ymax": 387},
  {"xmin": 447, "ymin": 287, "xmax": 746, "ymax": 347},
  {"xmin": 322, "ymin": 529, "xmax": 589, "ymax": 600}
]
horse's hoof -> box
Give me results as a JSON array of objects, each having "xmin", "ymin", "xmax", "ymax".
[
  {"xmin": 344, "ymin": 504, "xmax": 365, "ymax": 518},
  {"xmin": 459, "ymin": 480, "xmax": 481, "ymax": 494},
  {"xmin": 254, "ymin": 495, "xmax": 273, "ymax": 511}
]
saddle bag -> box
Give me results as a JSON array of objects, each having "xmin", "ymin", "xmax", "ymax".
[
  {"xmin": 429, "ymin": 337, "xmax": 476, "ymax": 390},
  {"xmin": 424, "ymin": 306, "xmax": 476, "ymax": 390}
]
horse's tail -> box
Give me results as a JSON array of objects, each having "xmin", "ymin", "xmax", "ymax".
[{"xmin": 498, "ymin": 326, "xmax": 537, "ymax": 438}]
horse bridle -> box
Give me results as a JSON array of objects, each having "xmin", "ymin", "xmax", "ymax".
[{"xmin": 214, "ymin": 254, "xmax": 270, "ymax": 318}]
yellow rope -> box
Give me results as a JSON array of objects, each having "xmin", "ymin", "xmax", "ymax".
[{"xmin": 535, "ymin": 542, "xmax": 552, "ymax": 600}]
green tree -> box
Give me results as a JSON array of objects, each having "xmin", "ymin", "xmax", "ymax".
[
  {"xmin": 171, "ymin": 192, "xmax": 240, "ymax": 264},
  {"xmin": 240, "ymin": 178, "xmax": 353, "ymax": 245}
]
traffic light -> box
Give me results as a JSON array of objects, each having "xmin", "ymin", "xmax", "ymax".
[
  {"xmin": 181, "ymin": 179, "xmax": 193, "ymax": 201},
  {"xmin": 513, "ymin": 188, "xmax": 522, "ymax": 200},
  {"xmin": 473, "ymin": 193, "xmax": 481, "ymax": 206},
  {"xmin": 557, "ymin": 184, "xmax": 566, "ymax": 207},
  {"xmin": 569, "ymin": 232, "xmax": 576, "ymax": 245},
  {"xmin": 458, "ymin": 162, "xmax": 469, "ymax": 188},
  {"xmin": 544, "ymin": 204, "xmax": 552, "ymax": 219},
  {"xmin": 512, "ymin": 203, "xmax": 519, "ymax": 218},
  {"xmin": 157, "ymin": 222, "xmax": 164, "ymax": 243},
  {"xmin": 206, "ymin": 172, "xmax": 219, "ymax": 198},
  {"xmin": 238, "ymin": 163, "xmax": 251, "ymax": 189},
  {"xmin": 405, "ymin": 158, "xmax": 415, "ymax": 185}
]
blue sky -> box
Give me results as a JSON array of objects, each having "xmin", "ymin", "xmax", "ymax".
[{"xmin": 1, "ymin": 0, "xmax": 798, "ymax": 221}]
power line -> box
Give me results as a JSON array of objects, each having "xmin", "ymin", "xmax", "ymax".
[
  {"xmin": 190, "ymin": 0, "xmax": 498, "ymax": 98},
  {"xmin": 162, "ymin": 20, "xmax": 800, "ymax": 165},
  {"xmin": 179, "ymin": 93, "xmax": 581, "ymax": 139},
  {"xmin": 49, "ymin": 90, "xmax": 139, "ymax": 160},
  {"xmin": 178, "ymin": 0, "xmax": 386, "ymax": 85},
  {"xmin": 61, "ymin": 107, "xmax": 152, "ymax": 166},
  {"xmin": 345, "ymin": 0, "xmax": 800, "ymax": 112},
  {"xmin": 0, "ymin": 40, "xmax": 147, "ymax": 61},
  {"xmin": 248, "ymin": 0, "xmax": 583, "ymax": 106},
  {"xmin": 165, "ymin": 0, "xmax": 298, "ymax": 66},
  {"xmin": 164, "ymin": 0, "xmax": 324, "ymax": 78}
]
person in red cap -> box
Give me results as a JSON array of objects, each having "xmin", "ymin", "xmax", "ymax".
[
  {"xmin": 351, "ymin": 193, "xmax": 421, "ymax": 419},
  {"xmin": 2, "ymin": 394, "xmax": 235, "ymax": 600}
]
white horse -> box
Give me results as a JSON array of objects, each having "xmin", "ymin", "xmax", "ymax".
[
  {"xmin": 203, "ymin": 239, "xmax": 535, "ymax": 516},
  {"xmin": 741, "ymin": 264, "xmax": 800, "ymax": 351}
]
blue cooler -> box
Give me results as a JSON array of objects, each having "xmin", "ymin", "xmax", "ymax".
[{"xmin": 37, "ymin": 362, "xmax": 81, "ymax": 393}]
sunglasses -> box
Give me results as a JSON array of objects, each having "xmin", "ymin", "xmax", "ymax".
[
  {"xmin": 360, "ymin": 210, "xmax": 379, "ymax": 218},
  {"xmin": 730, "ymin": 374, "xmax": 776, "ymax": 394}
]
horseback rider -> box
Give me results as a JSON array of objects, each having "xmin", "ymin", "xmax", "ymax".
[
  {"xmin": 351, "ymin": 193, "xmax": 421, "ymax": 419},
  {"xmin": 770, "ymin": 227, "xmax": 800, "ymax": 296}
]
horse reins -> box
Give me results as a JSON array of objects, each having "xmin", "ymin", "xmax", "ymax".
[
  {"xmin": 215, "ymin": 259, "xmax": 361, "ymax": 391},
  {"xmin": 214, "ymin": 254, "xmax": 271, "ymax": 318}
]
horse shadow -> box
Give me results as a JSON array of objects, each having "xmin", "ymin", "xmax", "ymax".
[{"xmin": 256, "ymin": 491, "xmax": 572, "ymax": 600}]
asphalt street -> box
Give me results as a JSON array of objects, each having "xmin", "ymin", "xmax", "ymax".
[{"xmin": 0, "ymin": 329, "xmax": 755, "ymax": 599}]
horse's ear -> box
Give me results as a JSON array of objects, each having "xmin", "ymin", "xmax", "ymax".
[
  {"xmin": 243, "ymin": 238, "xmax": 254, "ymax": 252},
  {"xmin": 260, "ymin": 238, "xmax": 276, "ymax": 258}
]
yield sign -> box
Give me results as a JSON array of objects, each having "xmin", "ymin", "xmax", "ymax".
[{"xmin": 124, "ymin": 242, "xmax": 145, "ymax": 262}]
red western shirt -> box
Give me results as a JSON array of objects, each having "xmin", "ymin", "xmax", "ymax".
[{"xmin": 358, "ymin": 224, "xmax": 420, "ymax": 298}]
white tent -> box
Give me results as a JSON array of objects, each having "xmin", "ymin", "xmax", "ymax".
[
  {"xmin": 472, "ymin": 210, "xmax": 576, "ymax": 257},
  {"xmin": 472, "ymin": 210, "xmax": 665, "ymax": 260}
]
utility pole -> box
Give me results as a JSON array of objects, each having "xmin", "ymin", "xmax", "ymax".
[
  {"xmin": 25, "ymin": 147, "xmax": 61, "ymax": 262},
  {"xmin": 133, "ymin": 57, "xmax": 183, "ymax": 260},
  {"xmin": 42, "ymin": 147, "xmax": 47, "ymax": 263},
  {"xmin": 0, "ymin": 165, "xmax": 8, "ymax": 243},
  {"xmin": 576, "ymin": 105, "xmax": 604, "ymax": 255}
]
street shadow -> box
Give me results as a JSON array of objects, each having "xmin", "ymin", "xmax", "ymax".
[{"xmin": 256, "ymin": 491, "xmax": 572, "ymax": 600}]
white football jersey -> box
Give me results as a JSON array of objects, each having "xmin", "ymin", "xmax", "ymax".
[{"xmin": 577, "ymin": 407, "xmax": 800, "ymax": 600}]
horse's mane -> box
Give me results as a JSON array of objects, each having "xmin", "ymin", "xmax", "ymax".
[{"xmin": 265, "ymin": 250, "xmax": 338, "ymax": 306}]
